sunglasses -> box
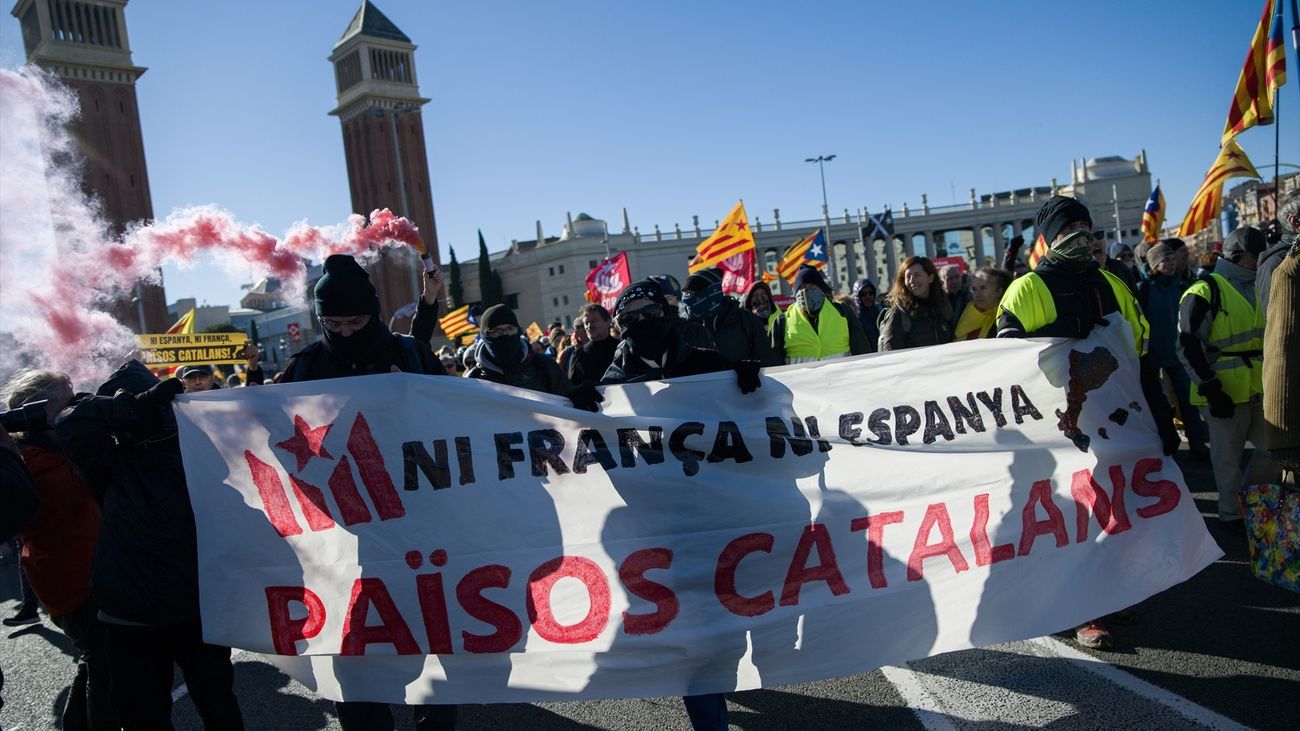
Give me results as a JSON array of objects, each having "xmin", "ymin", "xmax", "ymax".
[
  {"xmin": 615, "ymin": 303, "xmax": 665, "ymax": 331},
  {"xmin": 485, "ymin": 324, "xmax": 520, "ymax": 339},
  {"xmin": 320, "ymin": 315, "xmax": 370, "ymax": 332}
]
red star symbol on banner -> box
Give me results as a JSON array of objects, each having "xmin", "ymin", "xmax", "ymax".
[
  {"xmin": 734, "ymin": 220, "xmax": 748, "ymax": 231},
  {"xmin": 1225, "ymin": 150, "xmax": 1240, "ymax": 160},
  {"xmin": 275, "ymin": 415, "xmax": 334, "ymax": 472}
]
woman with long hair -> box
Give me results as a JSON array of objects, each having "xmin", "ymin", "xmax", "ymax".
[{"xmin": 879, "ymin": 255, "xmax": 953, "ymax": 351}]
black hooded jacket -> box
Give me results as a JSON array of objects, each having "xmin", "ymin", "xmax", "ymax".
[
  {"xmin": 691, "ymin": 299, "xmax": 782, "ymax": 367},
  {"xmin": 466, "ymin": 338, "xmax": 577, "ymax": 398},
  {"xmin": 55, "ymin": 361, "xmax": 201, "ymax": 624},
  {"xmin": 281, "ymin": 323, "xmax": 442, "ymax": 383},
  {"xmin": 600, "ymin": 326, "xmax": 733, "ymax": 385}
]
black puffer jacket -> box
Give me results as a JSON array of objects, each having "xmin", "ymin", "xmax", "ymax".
[
  {"xmin": 691, "ymin": 300, "xmax": 781, "ymax": 367},
  {"xmin": 601, "ymin": 328, "xmax": 733, "ymax": 385},
  {"xmin": 281, "ymin": 330, "xmax": 442, "ymax": 383},
  {"xmin": 466, "ymin": 345, "xmax": 577, "ymax": 398},
  {"xmin": 55, "ymin": 361, "xmax": 200, "ymax": 624}
]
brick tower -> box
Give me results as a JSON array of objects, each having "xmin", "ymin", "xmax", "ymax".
[
  {"xmin": 12, "ymin": 0, "xmax": 168, "ymax": 333},
  {"xmin": 330, "ymin": 1, "xmax": 441, "ymax": 323}
]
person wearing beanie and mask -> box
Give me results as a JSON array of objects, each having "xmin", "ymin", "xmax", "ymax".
[
  {"xmin": 599, "ymin": 278, "xmax": 759, "ymax": 731},
  {"xmin": 281, "ymin": 254, "xmax": 442, "ymax": 382},
  {"xmin": 55, "ymin": 361, "xmax": 245, "ymax": 728},
  {"xmin": 647, "ymin": 273, "xmax": 714, "ymax": 349},
  {"xmin": 851, "ymin": 277, "xmax": 884, "ymax": 352},
  {"xmin": 740, "ymin": 280, "xmax": 779, "ymax": 333},
  {"xmin": 681, "ymin": 268, "xmax": 780, "ymax": 367},
  {"xmin": 466, "ymin": 304, "xmax": 602, "ymax": 411},
  {"xmin": 879, "ymin": 256, "xmax": 952, "ymax": 352},
  {"xmin": 1137, "ymin": 239, "xmax": 1209, "ymax": 459},
  {"xmin": 1178, "ymin": 226, "xmax": 1279, "ymax": 529},
  {"xmin": 998, "ymin": 196, "xmax": 1179, "ymax": 651},
  {"xmin": 773, "ymin": 265, "xmax": 870, "ymax": 363},
  {"xmin": 278, "ymin": 255, "xmax": 452, "ymax": 731}
]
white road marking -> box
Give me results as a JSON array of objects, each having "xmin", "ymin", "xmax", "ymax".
[
  {"xmin": 878, "ymin": 665, "xmax": 958, "ymax": 731},
  {"xmin": 1022, "ymin": 636, "xmax": 1253, "ymax": 731}
]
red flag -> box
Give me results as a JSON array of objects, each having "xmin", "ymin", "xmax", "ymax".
[
  {"xmin": 585, "ymin": 252, "xmax": 631, "ymax": 312},
  {"xmin": 717, "ymin": 249, "xmax": 754, "ymax": 295}
]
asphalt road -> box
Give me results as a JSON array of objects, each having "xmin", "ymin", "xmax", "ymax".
[{"xmin": 2, "ymin": 447, "xmax": 1296, "ymax": 730}]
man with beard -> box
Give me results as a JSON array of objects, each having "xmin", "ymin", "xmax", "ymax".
[
  {"xmin": 281, "ymin": 255, "xmax": 442, "ymax": 382},
  {"xmin": 56, "ymin": 361, "xmax": 244, "ymax": 728},
  {"xmin": 680, "ymin": 268, "xmax": 780, "ymax": 366},
  {"xmin": 996, "ymin": 195, "xmax": 1179, "ymax": 650},
  {"xmin": 466, "ymin": 304, "xmax": 602, "ymax": 411},
  {"xmin": 568, "ymin": 303, "xmax": 620, "ymax": 391},
  {"xmin": 278, "ymin": 254, "xmax": 453, "ymax": 730},
  {"xmin": 599, "ymin": 278, "xmax": 760, "ymax": 730},
  {"xmin": 771, "ymin": 265, "xmax": 871, "ymax": 363}
]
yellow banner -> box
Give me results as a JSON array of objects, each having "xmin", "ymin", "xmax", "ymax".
[{"xmin": 137, "ymin": 332, "xmax": 248, "ymax": 368}]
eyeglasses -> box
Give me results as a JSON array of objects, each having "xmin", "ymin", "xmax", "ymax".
[
  {"xmin": 614, "ymin": 303, "xmax": 665, "ymax": 331},
  {"xmin": 485, "ymin": 324, "xmax": 520, "ymax": 339},
  {"xmin": 320, "ymin": 315, "xmax": 370, "ymax": 332}
]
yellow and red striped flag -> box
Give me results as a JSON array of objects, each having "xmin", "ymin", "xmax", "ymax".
[
  {"xmin": 1264, "ymin": 0, "xmax": 1287, "ymax": 97},
  {"xmin": 165, "ymin": 308, "xmax": 196, "ymax": 335},
  {"xmin": 1140, "ymin": 184, "xmax": 1165, "ymax": 244},
  {"xmin": 689, "ymin": 201, "xmax": 755, "ymax": 273},
  {"xmin": 1222, "ymin": 0, "xmax": 1280, "ymax": 145},
  {"xmin": 438, "ymin": 305, "xmax": 478, "ymax": 339},
  {"xmin": 761, "ymin": 271, "xmax": 778, "ymax": 284},
  {"xmin": 776, "ymin": 229, "xmax": 829, "ymax": 284},
  {"xmin": 1178, "ymin": 139, "xmax": 1261, "ymax": 237},
  {"xmin": 526, "ymin": 321, "xmax": 544, "ymax": 340}
]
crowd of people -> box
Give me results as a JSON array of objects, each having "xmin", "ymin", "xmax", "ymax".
[{"xmin": 1, "ymin": 191, "xmax": 1296, "ymax": 730}]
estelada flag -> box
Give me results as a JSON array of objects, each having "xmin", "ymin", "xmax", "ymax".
[
  {"xmin": 1141, "ymin": 184, "xmax": 1166, "ymax": 244},
  {"xmin": 716, "ymin": 249, "xmax": 755, "ymax": 295},
  {"xmin": 585, "ymin": 251, "xmax": 631, "ymax": 312},
  {"xmin": 1222, "ymin": 0, "xmax": 1280, "ymax": 144},
  {"xmin": 526, "ymin": 322, "xmax": 544, "ymax": 341},
  {"xmin": 165, "ymin": 308, "xmax": 196, "ymax": 335},
  {"xmin": 689, "ymin": 201, "xmax": 754, "ymax": 273},
  {"xmin": 439, "ymin": 305, "xmax": 477, "ymax": 338},
  {"xmin": 1178, "ymin": 139, "xmax": 1261, "ymax": 237},
  {"xmin": 776, "ymin": 228, "xmax": 828, "ymax": 284}
]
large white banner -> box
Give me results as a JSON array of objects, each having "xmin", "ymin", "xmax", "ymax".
[{"xmin": 175, "ymin": 316, "xmax": 1221, "ymax": 704}]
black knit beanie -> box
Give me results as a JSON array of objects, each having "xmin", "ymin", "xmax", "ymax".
[
  {"xmin": 480, "ymin": 304, "xmax": 519, "ymax": 331},
  {"xmin": 1035, "ymin": 195, "xmax": 1093, "ymax": 246},
  {"xmin": 314, "ymin": 254, "xmax": 380, "ymax": 316},
  {"xmin": 792, "ymin": 265, "xmax": 831, "ymax": 294}
]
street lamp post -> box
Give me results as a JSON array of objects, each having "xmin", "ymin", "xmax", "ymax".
[{"xmin": 805, "ymin": 155, "xmax": 848, "ymax": 290}]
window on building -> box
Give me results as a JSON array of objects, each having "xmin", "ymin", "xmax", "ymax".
[
  {"xmin": 548, "ymin": 267, "xmax": 555, "ymax": 276},
  {"xmin": 558, "ymin": 265, "xmax": 565, "ymax": 274},
  {"xmin": 562, "ymin": 295, "xmax": 569, "ymax": 305},
  {"xmin": 588, "ymin": 260, "xmax": 598, "ymax": 269},
  {"xmin": 565, "ymin": 315, "xmax": 573, "ymax": 328},
  {"xmin": 503, "ymin": 293, "xmax": 519, "ymax": 309},
  {"xmin": 553, "ymin": 297, "xmax": 559, "ymax": 307},
  {"xmin": 335, "ymin": 51, "xmax": 362, "ymax": 93}
]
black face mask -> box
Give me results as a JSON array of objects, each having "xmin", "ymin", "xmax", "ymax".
[
  {"xmin": 625, "ymin": 317, "xmax": 675, "ymax": 362},
  {"xmin": 485, "ymin": 335, "xmax": 526, "ymax": 371},
  {"xmin": 322, "ymin": 317, "xmax": 389, "ymax": 365}
]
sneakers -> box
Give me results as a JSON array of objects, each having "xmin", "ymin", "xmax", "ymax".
[
  {"xmin": 1074, "ymin": 620, "xmax": 1113, "ymax": 649},
  {"xmin": 3, "ymin": 605, "xmax": 39, "ymax": 627}
]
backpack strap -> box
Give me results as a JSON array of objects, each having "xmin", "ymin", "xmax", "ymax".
[{"xmin": 1196, "ymin": 273, "xmax": 1222, "ymax": 318}]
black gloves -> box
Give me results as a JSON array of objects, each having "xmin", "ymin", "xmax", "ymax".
[
  {"xmin": 1199, "ymin": 379, "xmax": 1235, "ymax": 419},
  {"xmin": 569, "ymin": 383, "xmax": 604, "ymax": 413},
  {"xmin": 131, "ymin": 378, "xmax": 184, "ymax": 433},
  {"xmin": 733, "ymin": 360, "xmax": 762, "ymax": 395},
  {"xmin": 1157, "ymin": 415, "xmax": 1181, "ymax": 456}
]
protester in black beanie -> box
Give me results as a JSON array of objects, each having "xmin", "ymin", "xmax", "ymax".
[
  {"xmin": 1035, "ymin": 195, "xmax": 1093, "ymax": 249},
  {"xmin": 466, "ymin": 303, "xmax": 600, "ymax": 411},
  {"xmin": 281, "ymin": 254, "xmax": 442, "ymax": 382}
]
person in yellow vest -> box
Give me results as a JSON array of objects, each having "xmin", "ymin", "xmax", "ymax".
[
  {"xmin": 771, "ymin": 265, "xmax": 870, "ymax": 364},
  {"xmin": 1177, "ymin": 226, "xmax": 1278, "ymax": 529},
  {"xmin": 953, "ymin": 266, "xmax": 1012, "ymax": 340},
  {"xmin": 997, "ymin": 195, "xmax": 1179, "ymax": 652}
]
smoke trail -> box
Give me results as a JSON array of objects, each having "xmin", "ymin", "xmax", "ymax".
[{"xmin": 0, "ymin": 66, "xmax": 424, "ymax": 388}]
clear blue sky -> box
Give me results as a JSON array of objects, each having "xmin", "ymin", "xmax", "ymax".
[{"xmin": 1, "ymin": 0, "xmax": 1296, "ymax": 309}]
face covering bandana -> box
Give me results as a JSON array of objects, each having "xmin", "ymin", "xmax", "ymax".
[
  {"xmin": 797, "ymin": 287, "xmax": 826, "ymax": 314},
  {"xmin": 484, "ymin": 335, "xmax": 526, "ymax": 371},
  {"xmin": 625, "ymin": 317, "xmax": 674, "ymax": 362},
  {"xmin": 1044, "ymin": 230, "xmax": 1096, "ymax": 267},
  {"xmin": 751, "ymin": 303, "xmax": 773, "ymax": 320},
  {"xmin": 681, "ymin": 283, "xmax": 726, "ymax": 320},
  {"xmin": 322, "ymin": 317, "xmax": 388, "ymax": 365}
]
